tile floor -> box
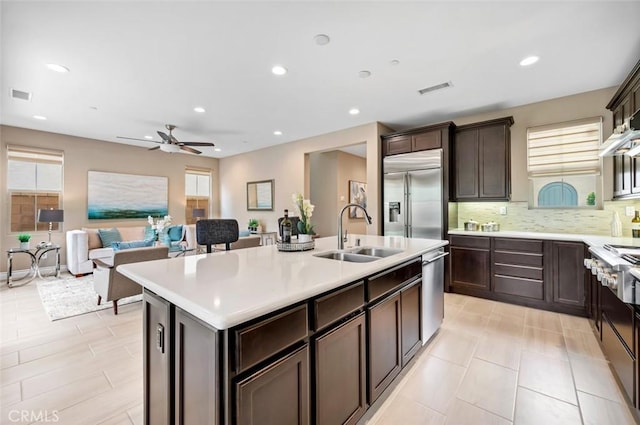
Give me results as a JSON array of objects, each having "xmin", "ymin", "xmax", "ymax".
[{"xmin": 0, "ymin": 275, "xmax": 638, "ymax": 425}]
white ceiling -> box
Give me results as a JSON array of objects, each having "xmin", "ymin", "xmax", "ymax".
[{"xmin": 2, "ymin": 1, "xmax": 640, "ymax": 158}]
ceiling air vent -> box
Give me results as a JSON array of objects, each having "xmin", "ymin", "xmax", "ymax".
[
  {"xmin": 11, "ymin": 89, "xmax": 32, "ymax": 101},
  {"xmin": 418, "ymin": 81, "xmax": 452, "ymax": 95}
]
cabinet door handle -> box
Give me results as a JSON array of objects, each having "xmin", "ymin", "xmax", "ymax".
[{"xmin": 156, "ymin": 324, "xmax": 164, "ymax": 353}]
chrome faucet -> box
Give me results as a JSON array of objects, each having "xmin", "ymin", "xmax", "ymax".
[{"xmin": 338, "ymin": 203, "xmax": 373, "ymax": 250}]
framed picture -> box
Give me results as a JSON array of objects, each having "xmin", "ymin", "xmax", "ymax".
[
  {"xmin": 87, "ymin": 171, "xmax": 168, "ymax": 219},
  {"xmin": 349, "ymin": 180, "xmax": 367, "ymax": 218}
]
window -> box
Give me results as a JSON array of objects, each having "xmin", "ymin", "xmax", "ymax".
[
  {"xmin": 185, "ymin": 168, "xmax": 211, "ymax": 224},
  {"xmin": 7, "ymin": 146, "xmax": 63, "ymax": 232},
  {"xmin": 527, "ymin": 117, "xmax": 602, "ymax": 208}
]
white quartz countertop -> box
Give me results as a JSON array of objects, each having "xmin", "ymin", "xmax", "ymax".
[
  {"xmin": 448, "ymin": 229, "xmax": 640, "ymax": 248},
  {"xmin": 117, "ymin": 235, "xmax": 447, "ymax": 330}
]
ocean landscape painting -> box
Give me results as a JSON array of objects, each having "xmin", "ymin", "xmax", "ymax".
[{"xmin": 87, "ymin": 171, "xmax": 168, "ymax": 219}]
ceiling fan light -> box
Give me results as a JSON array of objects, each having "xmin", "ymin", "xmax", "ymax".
[{"xmin": 159, "ymin": 144, "xmax": 180, "ymax": 153}]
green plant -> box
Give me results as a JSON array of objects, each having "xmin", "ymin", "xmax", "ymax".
[
  {"xmin": 248, "ymin": 219, "xmax": 259, "ymax": 229},
  {"xmin": 17, "ymin": 233, "xmax": 31, "ymax": 242},
  {"xmin": 586, "ymin": 192, "xmax": 596, "ymax": 206}
]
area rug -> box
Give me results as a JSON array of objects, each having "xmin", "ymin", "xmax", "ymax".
[{"xmin": 37, "ymin": 274, "xmax": 142, "ymax": 321}]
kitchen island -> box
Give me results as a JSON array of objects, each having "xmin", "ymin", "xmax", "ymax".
[{"xmin": 118, "ymin": 235, "xmax": 448, "ymax": 425}]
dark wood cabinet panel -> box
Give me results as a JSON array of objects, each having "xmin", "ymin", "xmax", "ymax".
[
  {"xmin": 236, "ymin": 345, "xmax": 310, "ymax": 425},
  {"xmin": 383, "ymin": 135, "xmax": 412, "ymax": 156},
  {"xmin": 143, "ymin": 290, "xmax": 172, "ymax": 425},
  {"xmin": 453, "ymin": 117, "xmax": 513, "ymax": 201},
  {"xmin": 400, "ymin": 280, "xmax": 422, "ymax": 366},
  {"xmin": 315, "ymin": 313, "xmax": 367, "ymax": 425},
  {"xmin": 368, "ymin": 293, "xmax": 402, "ymax": 403},
  {"xmin": 493, "ymin": 276, "xmax": 544, "ymax": 300},
  {"xmin": 453, "ymin": 129, "xmax": 479, "ymax": 199},
  {"xmin": 588, "ymin": 271, "xmax": 600, "ymax": 331},
  {"xmin": 450, "ymin": 247, "xmax": 491, "ymax": 292},
  {"xmin": 412, "ymin": 130, "xmax": 442, "ymax": 151},
  {"xmin": 601, "ymin": 315, "xmax": 635, "ymax": 405},
  {"xmin": 174, "ymin": 308, "xmax": 218, "ymax": 425},
  {"xmin": 314, "ymin": 282, "xmax": 364, "ymax": 331},
  {"xmin": 614, "ymin": 154, "xmax": 633, "ymax": 197},
  {"xmin": 551, "ymin": 241, "xmax": 586, "ymax": 309},
  {"xmin": 367, "ymin": 258, "xmax": 422, "ymax": 302}
]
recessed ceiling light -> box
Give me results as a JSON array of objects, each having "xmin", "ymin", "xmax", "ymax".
[
  {"xmin": 358, "ymin": 70, "xmax": 371, "ymax": 79},
  {"xmin": 144, "ymin": 135, "xmax": 153, "ymax": 140},
  {"xmin": 274, "ymin": 130, "xmax": 282, "ymax": 136},
  {"xmin": 46, "ymin": 63, "xmax": 70, "ymax": 73},
  {"xmin": 272, "ymin": 65, "xmax": 287, "ymax": 76},
  {"xmin": 519, "ymin": 56, "xmax": 539, "ymax": 67},
  {"xmin": 349, "ymin": 108, "xmax": 360, "ymax": 115},
  {"xmin": 194, "ymin": 106, "xmax": 206, "ymax": 113},
  {"xmin": 33, "ymin": 115, "xmax": 47, "ymax": 120},
  {"xmin": 390, "ymin": 59, "xmax": 400, "ymax": 66},
  {"xmin": 314, "ymin": 34, "xmax": 330, "ymax": 46},
  {"xmin": 214, "ymin": 148, "xmax": 222, "ymax": 152}
]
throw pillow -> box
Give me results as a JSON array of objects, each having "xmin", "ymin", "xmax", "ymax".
[
  {"xmin": 82, "ymin": 227, "xmax": 102, "ymax": 249},
  {"xmin": 239, "ymin": 229, "xmax": 251, "ymax": 237},
  {"xmin": 98, "ymin": 228, "xmax": 122, "ymax": 247},
  {"xmin": 167, "ymin": 225, "xmax": 183, "ymax": 241},
  {"xmin": 111, "ymin": 239, "xmax": 155, "ymax": 251}
]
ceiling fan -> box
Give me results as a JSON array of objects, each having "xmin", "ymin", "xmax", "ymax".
[{"xmin": 117, "ymin": 124, "xmax": 215, "ymax": 154}]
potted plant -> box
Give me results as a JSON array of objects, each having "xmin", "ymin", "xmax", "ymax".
[
  {"xmin": 248, "ymin": 219, "xmax": 259, "ymax": 232},
  {"xmin": 292, "ymin": 193, "xmax": 315, "ymax": 242},
  {"xmin": 18, "ymin": 233, "xmax": 31, "ymax": 250},
  {"xmin": 586, "ymin": 192, "xmax": 596, "ymax": 206}
]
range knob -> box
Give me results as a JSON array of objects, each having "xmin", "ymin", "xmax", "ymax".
[
  {"xmin": 601, "ymin": 273, "xmax": 611, "ymax": 286},
  {"xmin": 584, "ymin": 258, "xmax": 592, "ymax": 268},
  {"xmin": 609, "ymin": 274, "xmax": 618, "ymax": 290},
  {"xmin": 591, "ymin": 261, "xmax": 600, "ymax": 275}
]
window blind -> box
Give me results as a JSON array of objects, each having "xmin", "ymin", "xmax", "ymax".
[
  {"xmin": 527, "ymin": 117, "xmax": 602, "ymax": 177},
  {"xmin": 7, "ymin": 146, "xmax": 63, "ymax": 190}
]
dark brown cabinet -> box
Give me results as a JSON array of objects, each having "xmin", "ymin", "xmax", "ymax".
[
  {"xmin": 174, "ymin": 308, "xmax": 218, "ymax": 425},
  {"xmin": 400, "ymin": 280, "xmax": 422, "ymax": 367},
  {"xmin": 493, "ymin": 238, "xmax": 544, "ymax": 301},
  {"xmin": 315, "ymin": 313, "xmax": 366, "ymax": 425},
  {"xmin": 608, "ymin": 59, "xmax": 640, "ymax": 199},
  {"xmin": 367, "ymin": 292, "xmax": 402, "ymax": 403},
  {"xmin": 143, "ymin": 290, "xmax": 219, "ymax": 425},
  {"xmin": 551, "ymin": 241, "xmax": 586, "ymax": 310},
  {"xmin": 143, "ymin": 291, "xmax": 172, "ymax": 425},
  {"xmin": 381, "ymin": 122, "xmax": 454, "ymax": 157},
  {"xmin": 449, "ymin": 235, "xmax": 491, "ymax": 294},
  {"xmin": 235, "ymin": 345, "xmax": 310, "ymax": 425},
  {"xmin": 453, "ymin": 117, "xmax": 514, "ymax": 201}
]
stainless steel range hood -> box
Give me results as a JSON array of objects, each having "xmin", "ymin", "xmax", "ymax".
[{"xmin": 599, "ymin": 115, "xmax": 640, "ymax": 157}]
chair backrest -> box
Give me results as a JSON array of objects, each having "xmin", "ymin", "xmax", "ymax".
[
  {"xmin": 196, "ymin": 219, "xmax": 239, "ymax": 252},
  {"xmin": 277, "ymin": 216, "xmax": 301, "ymax": 237}
]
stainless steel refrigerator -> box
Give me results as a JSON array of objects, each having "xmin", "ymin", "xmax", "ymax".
[{"xmin": 383, "ymin": 149, "xmax": 443, "ymax": 239}]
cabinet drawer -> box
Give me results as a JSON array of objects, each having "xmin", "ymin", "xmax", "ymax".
[
  {"xmin": 601, "ymin": 286, "xmax": 634, "ymax": 351},
  {"xmin": 368, "ymin": 259, "xmax": 421, "ymax": 301},
  {"xmin": 412, "ymin": 131, "xmax": 441, "ymax": 151},
  {"xmin": 494, "ymin": 264, "xmax": 543, "ymax": 280},
  {"xmin": 493, "ymin": 276, "xmax": 544, "ymax": 300},
  {"xmin": 602, "ymin": 316, "xmax": 635, "ymax": 403},
  {"xmin": 450, "ymin": 235, "xmax": 490, "ymax": 249},
  {"xmin": 493, "ymin": 251, "xmax": 543, "ymax": 267},
  {"xmin": 494, "ymin": 238, "xmax": 543, "ymax": 253},
  {"xmin": 235, "ymin": 304, "xmax": 309, "ymax": 373},
  {"xmin": 314, "ymin": 282, "xmax": 365, "ymax": 331}
]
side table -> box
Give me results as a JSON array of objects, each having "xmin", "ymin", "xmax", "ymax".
[
  {"xmin": 250, "ymin": 231, "xmax": 278, "ymax": 246},
  {"xmin": 6, "ymin": 244, "xmax": 61, "ymax": 287}
]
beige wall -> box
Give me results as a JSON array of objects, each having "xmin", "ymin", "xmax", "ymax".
[
  {"xmin": 0, "ymin": 125, "xmax": 219, "ymax": 272},
  {"xmin": 451, "ymin": 86, "xmax": 618, "ymax": 202},
  {"xmin": 336, "ymin": 151, "xmax": 367, "ymax": 236},
  {"xmin": 218, "ymin": 122, "xmax": 382, "ymax": 236}
]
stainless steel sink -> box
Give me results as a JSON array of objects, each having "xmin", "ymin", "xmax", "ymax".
[
  {"xmin": 350, "ymin": 247, "xmax": 403, "ymax": 258},
  {"xmin": 313, "ymin": 251, "xmax": 379, "ymax": 263}
]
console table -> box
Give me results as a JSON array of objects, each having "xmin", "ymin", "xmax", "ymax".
[
  {"xmin": 6, "ymin": 244, "xmax": 61, "ymax": 287},
  {"xmin": 250, "ymin": 230, "xmax": 278, "ymax": 245}
]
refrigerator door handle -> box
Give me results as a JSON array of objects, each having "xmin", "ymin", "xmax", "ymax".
[{"xmin": 405, "ymin": 173, "xmax": 411, "ymax": 237}]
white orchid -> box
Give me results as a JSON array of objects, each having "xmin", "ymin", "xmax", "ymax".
[
  {"xmin": 148, "ymin": 215, "xmax": 172, "ymax": 233},
  {"xmin": 292, "ymin": 193, "xmax": 315, "ymax": 235}
]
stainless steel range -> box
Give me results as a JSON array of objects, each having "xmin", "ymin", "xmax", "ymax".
[{"xmin": 585, "ymin": 244, "xmax": 640, "ymax": 304}]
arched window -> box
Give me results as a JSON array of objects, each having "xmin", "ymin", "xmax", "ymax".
[{"xmin": 538, "ymin": 182, "xmax": 578, "ymax": 207}]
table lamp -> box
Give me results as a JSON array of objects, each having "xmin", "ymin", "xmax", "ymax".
[
  {"xmin": 38, "ymin": 208, "xmax": 64, "ymax": 245},
  {"xmin": 192, "ymin": 208, "xmax": 206, "ymax": 220}
]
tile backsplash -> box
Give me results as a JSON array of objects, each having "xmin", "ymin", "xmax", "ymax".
[{"xmin": 452, "ymin": 200, "xmax": 640, "ymax": 237}]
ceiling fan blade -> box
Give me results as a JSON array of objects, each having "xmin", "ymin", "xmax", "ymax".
[
  {"xmin": 148, "ymin": 146, "xmax": 161, "ymax": 151},
  {"xmin": 169, "ymin": 135, "xmax": 180, "ymax": 144},
  {"xmin": 180, "ymin": 145, "xmax": 201, "ymax": 154},
  {"xmin": 181, "ymin": 142, "xmax": 215, "ymax": 147},
  {"xmin": 157, "ymin": 131, "xmax": 171, "ymax": 142},
  {"xmin": 117, "ymin": 136, "xmax": 159, "ymax": 143}
]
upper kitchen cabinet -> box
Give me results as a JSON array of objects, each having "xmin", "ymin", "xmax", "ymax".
[
  {"xmin": 453, "ymin": 116, "xmax": 514, "ymax": 201},
  {"xmin": 607, "ymin": 59, "xmax": 640, "ymax": 199},
  {"xmin": 381, "ymin": 121, "xmax": 455, "ymax": 157}
]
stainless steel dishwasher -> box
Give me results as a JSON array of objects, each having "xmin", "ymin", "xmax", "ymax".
[{"xmin": 422, "ymin": 248, "xmax": 448, "ymax": 344}]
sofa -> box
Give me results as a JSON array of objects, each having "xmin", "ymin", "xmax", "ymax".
[{"xmin": 66, "ymin": 225, "xmax": 194, "ymax": 276}]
